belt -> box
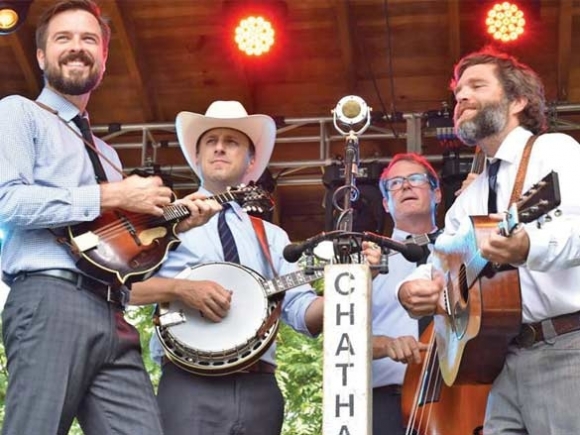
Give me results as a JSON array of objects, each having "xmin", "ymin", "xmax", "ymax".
[
  {"xmin": 514, "ymin": 310, "xmax": 580, "ymax": 347},
  {"xmin": 14, "ymin": 269, "xmax": 130, "ymax": 309},
  {"xmin": 374, "ymin": 384, "xmax": 402, "ymax": 395},
  {"xmin": 239, "ymin": 360, "xmax": 276, "ymax": 374},
  {"xmin": 161, "ymin": 357, "xmax": 276, "ymax": 375}
]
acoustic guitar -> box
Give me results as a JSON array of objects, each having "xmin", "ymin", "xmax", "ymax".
[
  {"xmin": 433, "ymin": 171, "xmax": 561, "ymax": 385},
  {"xmin": 66, "ymin": 183, "xmax": 274, "ymax": 285}
]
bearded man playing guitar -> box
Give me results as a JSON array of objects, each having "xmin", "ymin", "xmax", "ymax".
[
  {"xmin": 398, "ymin": 47, "xmax": 580, "ymax": 434},
  {"xmin": 130, "ymin": 100, "xmax": 324, "ymax": 435}
]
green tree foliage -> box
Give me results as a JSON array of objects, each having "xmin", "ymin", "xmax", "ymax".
[{"xmin": 0, "ymin": 302, "xmax": 324, "ymax": 434}]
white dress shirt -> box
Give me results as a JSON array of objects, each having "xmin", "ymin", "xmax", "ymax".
[{"xmin": 400, "ymin": 126, "xmax": 580, "ymax": 323}]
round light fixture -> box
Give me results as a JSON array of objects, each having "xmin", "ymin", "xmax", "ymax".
[
  {"xmin": 0, "ymin": 7, "xmax": 18, "ymax": 31},
  {"xmin": 234, "ymin": 15, "xmax": 275, "ymax": 56},
  {"xmin": 485, "ymin": 2, "xmax": 526, "ymax": 42}
]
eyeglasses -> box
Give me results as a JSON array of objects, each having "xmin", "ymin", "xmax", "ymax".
[{"xmin": 382, "ymin": 173, "xmax": 432, "ymax": 191}]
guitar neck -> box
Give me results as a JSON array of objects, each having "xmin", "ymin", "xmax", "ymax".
[
  {"xmin": 265, "ymin": 269, "xmax": 324, "ymax": 297},
  {"xmin": 161, "ymin": 191, "xmax": 239, "ymax": 224}
]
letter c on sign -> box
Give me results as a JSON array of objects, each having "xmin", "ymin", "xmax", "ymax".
[{"xmin": 335, "ymin": 272, "xmax": 355, "ymax": 296}]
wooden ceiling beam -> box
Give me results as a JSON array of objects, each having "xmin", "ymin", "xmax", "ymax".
[
  {"xmin": 332, "ymin": 0, "xmax": 357, "ymax": 92},
  {"xmin": 447, "ymin": 0, "xmax": 461, "ymax": 65},
  {"xmin": 556, "ymin": 0, "xmax": 572, "ymax": 101},
  {"xmin": 8, "ymin": 33, "xmax": 40, "ymax": 97},
  {"xmin": 107, "ymin": 0, "xmax": 156, "ymax": 120}
]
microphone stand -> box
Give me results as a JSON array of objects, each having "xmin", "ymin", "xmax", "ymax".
[
  {"xmin": 323, "ymin": 95, "xmax": 373, "ymax": 435},
  {"xmin": 337, "ymin": 130, "xmax": 359, "ymax": 233},
  {"xmin": 330, "ymin": 97, "xmax": 371, "ymax": 264}
]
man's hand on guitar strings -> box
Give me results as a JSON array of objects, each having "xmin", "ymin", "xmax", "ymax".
[
  {"xmin": 398, "ymin": 271, "xmax": 445, "ymax": 318},
  {"xmin": 175, "ymin": 194, "xmax": 221, "ymax": 233},
  {"xmin": 174, "ymin": 279, "xmax": 233, "ymax": 323},
  {"xmin": 100, "ymin": 174, "xmax": 173, "ymax": 216},
  {"xmin": 480, "ymin": 224, "xmax": 530, "ymax": 266}
]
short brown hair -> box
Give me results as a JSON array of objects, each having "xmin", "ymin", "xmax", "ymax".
[
  {"xmin": 450, "ymin": 46, "xmax": 547, "ymax": 134},
  {"xmin": 36, "ymin": 0, "xmax": 111, "ymax": 54}
]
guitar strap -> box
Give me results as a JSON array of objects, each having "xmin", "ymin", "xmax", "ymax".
[
  {"xmin": 508, "ymin": 134, "xmax": 538, "ymax": 204},
  {"xmin": 32, "ymin": 101, "xmax": 127, "ymax": 255},
  {"xmin": 249, "ymin": 216, "xmax": 283, "ymax": 337},
  {"xmin": 34, "ymin": 101, "xmax": 126, "ymax": 179}
]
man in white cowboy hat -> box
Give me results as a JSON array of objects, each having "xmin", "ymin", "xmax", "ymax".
[{"xmin": 131, "ymin": 100, "xmax": 324, "ymax": 435}]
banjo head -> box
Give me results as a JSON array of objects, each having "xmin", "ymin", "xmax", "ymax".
[{"xmin": 156, "ymin": 262, "xmax": 278, "ymax": 375}]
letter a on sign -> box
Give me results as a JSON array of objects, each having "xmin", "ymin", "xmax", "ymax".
[{"xmin": 335, "ymin": 333, "xmax": 355, "ymax": 356}]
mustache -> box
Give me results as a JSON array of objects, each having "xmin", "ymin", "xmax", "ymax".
[
  {"xmin": 454, "ymin": 102, "xmax": 479, "ymax": 119},
  {"xmin": 59, "ymin": 50, "xmax": 94, "ymax": 66}
]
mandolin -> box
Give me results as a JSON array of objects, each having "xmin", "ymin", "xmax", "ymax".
[{"xmin": 66, "ymin": 183, "xmax": 274, "ymax": 286}]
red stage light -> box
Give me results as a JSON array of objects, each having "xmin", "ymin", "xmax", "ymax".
[
  {"xmin": 485, "ymin": 2, "xmax": 526, "ymax": 42},
  {"xmin": 234, "ymin": 15, "xmax": 275, "ymax": 56}
]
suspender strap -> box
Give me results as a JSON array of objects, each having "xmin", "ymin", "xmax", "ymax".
[
  {"xmin": 249, "ymin": 215, "xmax": 283, "ymax": 337},
  {"xmin": 250, "ymin": 216, "xmax": 278, "ymax": 278},
  {"xmin": 508, "ymin": 135, "xmax": 538, "ymax": 204},
  {"xmin": 34, "ymin": 101, "xmax": 125, "ymax": 179}
]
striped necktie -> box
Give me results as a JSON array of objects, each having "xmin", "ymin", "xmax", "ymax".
[{"xmin": 218, "ymin": 203, "xmax": 240, "ymax": 263}]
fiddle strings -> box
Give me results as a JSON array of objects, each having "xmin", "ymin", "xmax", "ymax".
[
  {"xmin": 405, "ymin": 331, "xmax": 432, "ymax": 434},
  {"xmin": 405, "ymin": 325, "xmax": 441, "ymax": 434}
]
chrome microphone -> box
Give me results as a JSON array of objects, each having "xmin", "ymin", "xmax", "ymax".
[{"xmin": 332, "ymin": 95, "xmax": 372, "ymax": 135}]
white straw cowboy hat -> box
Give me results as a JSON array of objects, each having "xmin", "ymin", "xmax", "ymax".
[{"xmin": 176, "ymin": 101, "xmax": 276, "ymax": 184}]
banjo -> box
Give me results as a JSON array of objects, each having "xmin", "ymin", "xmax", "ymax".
[{"xmin": 155, "ymin": 262, "xmax": 323, "ymax": 376}]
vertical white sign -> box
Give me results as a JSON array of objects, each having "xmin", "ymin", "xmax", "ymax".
[{"xmin": 322, "ymin": 264, "xmax": 372, "ymax": 435}]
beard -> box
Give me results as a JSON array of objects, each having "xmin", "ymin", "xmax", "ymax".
[
  {"xmin": 44, "ymin": 50, "xmax": 103, "ymax": 96},
  {"xmin": 455, "ymin": 98, "xmax": 509, "ymax": 146}
]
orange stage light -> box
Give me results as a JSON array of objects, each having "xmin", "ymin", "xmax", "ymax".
[
  {"xmin": 234, "ymin": 15, "xmax": 275, "ymax": 56},
  {"xmin": 485, "ymin": 2, "xmax": 526, "ymax": 42}
]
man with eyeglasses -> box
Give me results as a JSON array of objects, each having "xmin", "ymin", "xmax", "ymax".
[{"xmin": 360, "ymin": 152, "xmax": 440, "ymax": 435}]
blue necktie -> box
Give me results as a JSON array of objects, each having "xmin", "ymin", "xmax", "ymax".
[
  {"xmin": 218, "ymin": 203, "xmax": 240, "ymax": 263},
  {"xmin": 487, "ymin": 159, "xmax": 501, "ymax": 214}
]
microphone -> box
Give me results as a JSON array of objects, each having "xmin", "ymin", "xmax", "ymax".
[
  {"xmin": 362, "ymin": 232, "xmax": 425, "ymax": 263},
  {"xmin": 283, "ymin": 232, "xmax": 335, "ymax": 263},
  {"xmin": 332, "ymin": 95, "xmax": 372, "ymax": 135}
]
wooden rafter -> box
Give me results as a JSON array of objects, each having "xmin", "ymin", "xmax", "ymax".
[
  {"xmin": 556, "ymin": 0, "xmax": 572, "ymax": 101},
  {"xmin": 107, "ymin": 0, "xmax": 155, "ymax": 120},
  {"xmin": 7, "ymin": 32, "xmax": 40, "ymax": 96},
  {"xmin": 333, "ymin": 0, "xmax": 356, "ymax": 92},
  {"xmin": 447, "ymin": 0, "xmax": 461, "ymax": 64}
]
